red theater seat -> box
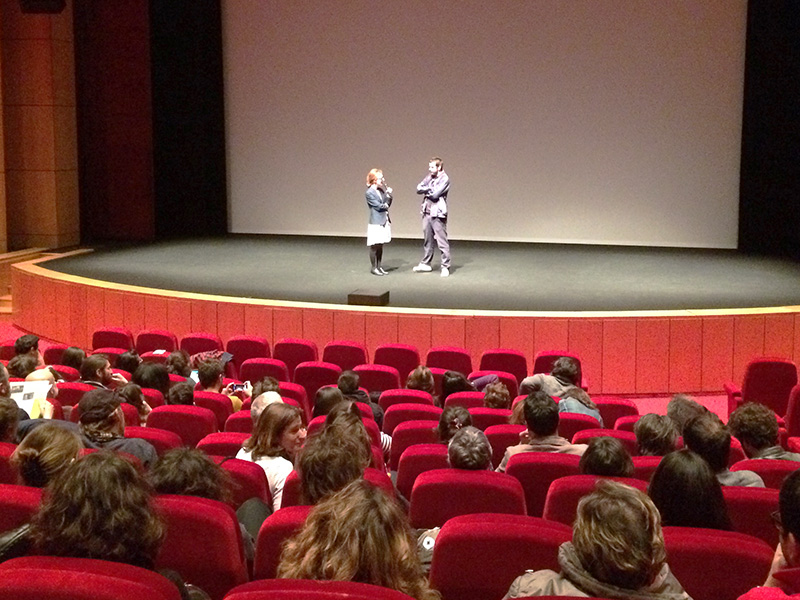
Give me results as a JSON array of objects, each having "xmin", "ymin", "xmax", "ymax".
[
  {"xmin": 322, "ymin": 340, "xmax": 368, "ymax": 372},
  {"xmin": 480, "ymin": 348, "xmax": 528, "ymax": 385},
  {"xmin": 92, "ymin": 327, "xmax": 135, "ymax": 351},
  {"xmin": 226, "ymin": 579, "xmax": 416, "ymax": 600},
  {"xmin": 426, "ymin": 345, "xmax": 473, "ymax": 376},
  {"xmin": 273, "ymin": 338, "xmax": 318, "ymax": 380},
  {"xmin": 373, "ymin": 343, "xmax": 420, "ymax": 387},
  {"xmin": 505, "ymin": 452, "xmax": 582, "ymax": 517}
]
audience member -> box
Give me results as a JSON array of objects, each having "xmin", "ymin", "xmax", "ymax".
[
  {"xmin": 483, "ymin": 381, "xmax": 511, "ymax": 409},
  {"xmin": 167, "ymin": 381, "xmax": 195, "ymax": 406},
  {"xmin": 278, "ymin": 479, "xmax": 439, "ymax": 600},
  {"xmin": 14, "ymin": 334, "xmax": 43, "ymax": 366},
  {"xmin": 11, "ymin": 423, "xmax": 82, "ymax": 487},
  {"xmin": 448, "ymin": 426, "xmax": 492, "ymax": 470},
  {"xmin": 80, "ymin": 354, "xmax": 127, "ymax": 389},
  {"xmin": 504, "ymin": 480, "xmax": 690, "ymax": 599},
  {"xmin": 496, "ymin": 391, "xmax": 587, "ymax": 473},
  {"xmin": 197, "ymin": 358, "xmax": 249, "ymax": 411},
  {"xmin": 648, "ymin": 449, "xmax": 732, "ymax": 530},
  {"xmin": 337, "ymin": 370, "xmax": 369, "ymax": 403},
  {"xmin": 60, "ymin": 346, "xmax": 86, "ymax": 370},
  {"xmin": 297, "ymin": 433, "xmax": 369, "ymax": 505},
  {"xmin": 132, "ymin": 362, "xmax": 171, "ymax": 397},
  {"xmin": 322, "ymin": 402, "xmax": 374, "ymax": 466},
  {"xmin": 519, "ymin": 356, "xmax": 581, "ymax": 397},
  {"xmin": 557, "ymin": 385, "xmax": 603, "ymax": 426},
  {"xmin": 0, "ymin": 363, "xmax": 11, "ymax": 397},
  {"xmin": 250, "ymin": 391, "xmax": 283, "ymax": 422},
  {"xmin": 509, "ymin": 398, "xmax": 525, "ymax": 425},
  {"xmin": 579, "ymin": 436, "xmax": 634, "ymax": 478},
  {"xmin": 441, "ymin": 371, "xmax": 476, "ymax": 405},
  {"xmin": 116, "ymin": 349, "xmax": 142, "ymax": 375},
  {"xmin": 24, "ymin": 367, "xmax": 59, "ymax": 419},
  {"xmin": 729, "ymin": 402, "xmax": 800, "ymax": 461},
  {"xmin": 755, "ymin": 470, "xmax": 800, "ymax": 595},
  {"xmin": 666, "ymin": 394, "xmax": 707, "ymax": 434},
  {"xmin": 312, "ymin": 386, "xmax": 345, "ymax": 419},
  {"xmin": 634, "ymin": 414, "xmax": 679, "ymax": 456},
  {"xmin": 78, "ymin": 389, "xmax": 157, "ymax": 468},
  {"xmin": 437, "ymin": 405, "xmax": 472, "ymax": 443},
  {"xmin": 0, "ymin": 397, "xmax": 20, "ymax": 443},
  {"xmin": 407, "ymin": 365, "xmax": 436, "ymax": 403},
  {"xmin": 236, "ymin": 402, "xmax": 306, "ymax": 511},
  {"xmin": 117, "ymin": 383, "xmax": 152, "ymax": 426},
  {"xmin": 252, "ymin": 376, "xmax": 280, "ymax": 398},
  {"xmin": 683, "ymin": 412, "xmax": 764, "ymax": 487},
  {"xmin": 7, "ymin": 354, "xmax": 38, "ymax": 379},
  {"xmin": 166, "ymin": 349, "xmax": 192, "ymax": 377}
]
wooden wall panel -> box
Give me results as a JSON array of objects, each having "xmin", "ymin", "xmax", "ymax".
[
  {"xmin": 764, "ymin": 313, "xmax": 794, "ymax": 360},
  {"xmin": 332, "ymin": 311, "xmax": 366, "ymax": 345},
  {"xmin": 69, "ymin": 283, "xmax": 88, "ymax": 349},
  {"xmin": 499, "ymin": 317, "xmax": 534, "ymax": 365},
  {"xmin": 84, "ymin": 285, "xmax": 106, "ymax": 346},
  {"xmin": 272, "ymin": 308, "xmax": 303, "ymax": 342},
  {"xmin": 166, "ymin": 298, "xmax": 192, "ymax": 341},
  {"xmin": 635, "ymin": 318, "xmax": 670, "ymax": 393},
  {"xmin": 669, "ymin": 318, "xmax": 703, "ymax": 393},
  {"xmin": 244, "ymin": 306, "xmax": 274, "ymax": 343},
  {"xmin": 122, "ymin": 292, "xmax": 145, "ymax": 334},
  {"xmin": 398, "ymin": 315, "xmax": 432, "ymax": 359},
  {"xmin": 534, "ymin": 319, "xmax": 569, "ymax": 355},
  {"xmin": 702, "ymin": 317, "xmax": 735, "ymax": 391},
  {"xmin": 466, "ymin": 316, "xmax": 500, "ymax": 370},
  {"xmin": 51, "ymin": 280, "xmax": 71, "ymax": 343},
  {"xmin": 732, "ymin": 315, "xmax": 766, "ymax": 384},
  {"xmin": 365, "ymin": 313, "xmax": 399, "ymax": 359},
  {"xmin": 602, "ymin": 319, "xmax": 637, "ymax": 393},
  {"xmin": 431, "ymin": 316, "xmax": 466, "ymax": 350},
  {"xmin": 190, "ymin": 300, "xmax": 218, "ymax": 335},
  {"xmin": 568, "ymin": 320, "xmax": 603, "ymax": 393},
  {"xmin": 302, "ymin": 309, "xmax": 334, "ymax": 352},
  {"xmin": 144, "ymin": 295, "xmax": 169, "ymax": 332},
  {"xmin": 103, "ymin": 290, "xmax": 124, "ymax": 327},
  {"xmin": 217, "ymin": 303, "xmax": 245, "ymax": 344}
]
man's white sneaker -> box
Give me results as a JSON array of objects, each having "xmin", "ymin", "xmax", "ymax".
[
  {"xmin": 413, "ymin": 263, "xmax": 432, "ymax": 272},
  {"xmin": 440, "ymin": 267, "xmax": 450, "ymax": 277}
]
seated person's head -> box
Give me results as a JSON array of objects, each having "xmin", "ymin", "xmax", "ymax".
[
  {"xmin": 648, "ymin": 449, "xmax": 732, "ymax": 530},
  {"xmin": 11, "ymin": 423, "xmax": 83, "ymax": 487},
  {"xmin": 8, "ymin": 354, "xmax": 38, "ymax": 379},
  {"xmin": 0, "ymin": 397, "xmax": 20, "ymax": 443},
  {"xmin": 30, "ymin": 451, "xmax": 163, "ymax": 569},
  {"xmin": 682, "ymin": 412, "xmax": 730, "ymax": 473},
  {"xmin": 313, "ymin": 386, "xmax": 345, "ymax": 419},
  {"xmin": 148, "ymin": 447, "xmax": 232, "ymax": 503},
  {"xmin": 14, "ymin": 334, "xmax": 40, "ymax": 359},
  {"xmin": 79, "ymin": 354, "xmax": 112, "ymax": 385},
  {"xmin": 406, "ymin": 365, "xmax": 434, "ymax": 395},
  {"xmin": 132, "ymin": 362, "xmax": 170, "ymax": 395},
  {"xmin": 252, "ymin": 376, "xmax": 280, "ymax": 398},
  {"xmin": 165, "ymin": 350, "xmax": 191, "ymax": 377},
  {"xmin": 483, "ymin": 382, "xmax": 511, "ymax": 409},
  {"xmin": 579, "ymin": 436, "xmax": 634, "ymax": 477},
  {"xmin": 551, "ymin": 357, "xmax": 580, "ymax": 385},
  {"xmin": 61, "ymin": 346, "xmax": 87, "ymax": 370},
  {"xmin": 441, "ymin": 371, "xmax": 474, "ymax": 404},
  {"xmin": 337, "ymin": 371, "xmax": 360, "ymax": 395},
  {"xmin": 117, "ymin": 383, "xmax": 151, "ymax": 425},
  {"xmin": 448, "ymin": 426, "xmax": 492, "ymax": 470},
  {"xmin": 25, "ymin": 366, "xmax": 59, "ymax": 400},
  {"xmin": 251, "ymin": 391, "xmax": 283, "ymax": 422},
  {"xmin": 666, "ymin": 394, "xmax": 707, "ymax": 434},
  {"xmin": 0, "ymin": 364, "xmax": 10, "ymax": 397},
  {"xmin": 246, "ymin": 402, "xmax": 306, "ymax": 462},
  {"xmin": 297, "ymin": 433, "xmax": 368, "ymax": 504},
  {"xmin": 322, "ymin": 402, "xmax": 372, "ymax": 460},
  {"xmin": 573, "ymin": 480, "xmax": 667, "ymax": 590},
  {"xmin": 116, "ymin": 350, "xmax": 142, "ymax": 375},
  {"xmin": 634, "ymin": 414, "xmax": 679, "ymax": 456},
  {"xmin": 167, "ymin": 381, "xmax": 195, "ymax": 406},
  {"xmin": 509, "ymin": 398, "xmax": 526, "ymax": 425},
  {"xmin": 728, "ymin": 402, "xmax": 780, "ymax": 457},
  {"xmin": 778, "ymin": 470, "xmax": 800, "ymax": 567},
  {"xmin": 78, "ymin": 388, "xmax": 125, "ymax": 441},
  {"xmin": 523, "ymin": 391, "xmax": 559, "ymax": 437},
  {"xmin": 437, "ymin": 405, "xmax": 472, "ymax": 443},
  {"xmin": 196, "ymin": 358, "xmax": 224, "ymax": 391}
]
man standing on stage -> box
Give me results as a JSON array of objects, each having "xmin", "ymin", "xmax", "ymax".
[{"xmin": 413, "ymin": 156, "xmax": 451, "ymax": 277}]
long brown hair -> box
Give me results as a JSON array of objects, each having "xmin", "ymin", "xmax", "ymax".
[
  {"xmin": 11, "ymin": 423, "xmax": 83, "ymax": 488},
  {"xmin": 244, "ymin": 402, "xmax": 303, "ymax": 460},
  {"xmin": 278, "ymin": 480, "xmax": 440, "ymax": 600}
]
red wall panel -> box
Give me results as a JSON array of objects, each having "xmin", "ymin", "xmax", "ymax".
[
  {"xmin": 499, "ymin": 317, "xmax": 534, "ymax": 365},
  {"xmin": 568, "ymin": 320, "xmax": 603, "ymax": 393},
  {"xmin": 166, "ymin": 298, "xmax": 192, "ymax": 341},
  {"xmin": 84, "ymin": 285, "xmax": 106, "ymax": 347},
  {"xmin": 431, "ymin": 316, "xmax": 466, "ymax": 350},
  {"xmin": 602, "ymin": 319, "xmax": 637, "ymax": 393},
  {"xmin": 763, "ymin": 313, "xmax": 794, "ymax": 360},
  {"xmin": 398, "ymin": 315, "xmax": 432, "ymax": 359},
  {"xmin": 103, "ymin": 290, "xmax": 125, "ymax": 328},
  {"xmin": 333, "ymin": 311, "xmax": 366, "ymax": 345},
  {"xmin": 302, "ymin": 309, "xmax": 334, "ymax": 352},
  {"xmin": 122, "ymin": 292, "xmax": 146, "ymax": 334},
  {"xmin": 190, "ymin": 300, "xmax": 218, "ymax": 335},
  {"xmin": 144, "ymin": 295, "xmax": 169, "ymax": 332},
  {"xmin": 702, "ymin": 317, "xmax": 735, "ymax": 391},
  {"xmin": 534, "ymin": 319, "xmax": 569, "ymax": 355},
  {"xmin": 635, "ymin": 318, "xmax": 670, "ymax": 393},
  {"xmin": 244, "ymin": 306, "xmax": 274, "ymax": 343},
  {"xmin": 670, "ymin": 318, "xmax": 703, "ymax": 393},
  {"xmin": 273, "ymin": 308, "xmax": 303, "ymax": 342},
  {"xmin": 466, "ymin": 316, "xmax": 501, "ymax": 370},
  {"xmin": 732, "ymin": 315, "xmax": 766, "ymax": 383},
  {"xmin": 365, "ymin": 313, "xmax": 399, "ymax": 358},
  {"xmin": 69, "ymin": 284, "xmax": 89, "ymax": 349},
  {"xmin": 217, "ymin": 303, "xmax": 245, "ymax": 344}
]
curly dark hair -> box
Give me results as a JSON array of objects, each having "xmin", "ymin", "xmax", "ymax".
[
  {"xmin": 30, "ymin": 451, "xmax": 164, "ymax": 569},
  {"xmin": 728, "ymin": 401, "xmax": 780, "ymax": 453},
  {"xmin": 148, "ymin": 447, "xmax": 233, "ymax": 504}
]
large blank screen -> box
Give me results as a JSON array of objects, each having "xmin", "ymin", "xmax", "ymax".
[{"xmin": 223, "ymin": 1, "xmax": 746, "ymax": 248}]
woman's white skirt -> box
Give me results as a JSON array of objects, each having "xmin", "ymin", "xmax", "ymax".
[{"xmin": 366, "ymin": 223, "xmax": 392, "ymax": 246}]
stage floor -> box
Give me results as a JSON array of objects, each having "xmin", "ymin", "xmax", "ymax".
[{"xmin": 43, "ymin": 235, "xmax": 800, "ymax": 312}]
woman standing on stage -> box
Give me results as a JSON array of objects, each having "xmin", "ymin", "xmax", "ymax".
[{"xmin": 365, "ymin": 168, "xmax": 392, "ymax": 276}]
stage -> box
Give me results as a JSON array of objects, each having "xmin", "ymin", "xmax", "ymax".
[
  {"xmin": 39, "ymin": 235, "xmax": 800, "ymax": 312},
  {"xmin": 10, "ymin": 235, "xmax": 800, "ymax": 398}
]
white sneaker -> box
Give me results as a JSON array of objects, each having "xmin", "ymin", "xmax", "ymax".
[
  {"xmin": 413, "ymin": 263, "xmax": 432, "ymax": 272},
  {"xmin": 440, "ymin": 267, "xmax": 450, "ymax": 277}
]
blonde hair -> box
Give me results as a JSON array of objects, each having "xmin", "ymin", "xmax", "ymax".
[
  {"xmin": 366, "ymin": 168, "xmax": 382, "ymax": 186},
  {"xmin": 278, "ymin": 480, "xmax": 440, "ymax": 600},
  {"xmin": 572, "ymin": 480, "xmax": 666, "ymax": 590}
]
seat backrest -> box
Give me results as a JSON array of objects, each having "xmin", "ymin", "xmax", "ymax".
[
  {"xmin": 0, "ymin": 483, "xmax": 42, "ymax": 531},
  {"xmin": 505, "ymin": 452, "xmax": 582, "ymax": 517},
  {"xmin": 485, "ymin": 424, "xmax": 527, "ymax": 469},
  {"xmin": 426, "ymin": 345, "xmax": 473, "ymax": 376},
  {"xmin": 147, "ymin": 405, "xmax": 217, "ymax": 447},
  {"xmin": 136, "ymin": 329, "xmax": 178, "ymax": 354},
  {"xmin": 49, "ymin": 364, "xmax": 80, "ymax": 382},
  {"xmin": 722, "ymin": 485, "xmax": 780, "ymax": 548},
  {"xmin": 741, "ymin": 357, "xmax": 798, "ymax": 417},
  {"xmin": 293, "ymin": 361, "xmax": 342, "ymax": 413},
  {"xmin": 532, "ymin": 350, "xmax": 582, "ymax": 377},
  {"xmin": 382, "ymin": 403, "xmax": 443, "ymax": 436},
  {"xmin": 155, "ymin": 494, "xmax": 248, "ymax": 600},
  {"xmin": 444, "ymin": 391, "xmax": 485, "ymax": 409},
  {"xmin": 593, "ymin": 397, "xmax": 639, "ymax": 429},
  {"xmin": 389, "ymin": 420, "xmax": 440, "ymax": 471},
  {"xmin": 124, "ymin": 426, "xmax": 183, "ymax": 456},
  {"xmin": 240, "ymin": 357, "xmax": 289, "ymax": 383},
  {"xmin": 663, "ymin": 526, "xmax": 774, "ymax": 600},
  {"xmin": 225, "ymin": 579, "xmax": 416, "ymax": 600},
  {"xmin": 42, "ymin": 344, "xmax": 68, "ymax": 366},
  {"xmin": 322, "ymin": 340, "xmax": 368, "ymax": 372},
  {"xmin": 225, "ymin": 410, "xmax": 254, "ymax": 433},
  {"xmin": 468, "ymin": 407, "xmax": 512, "ymax": 431},
  {"xmin": 378, "ymin": 388, "xmax": 434, "ymax": 411},
  {"xmin": 558, "ymin": 412, "xmax": 602, "ymax": 442},
  {"xmin": 208, "ymin": 455, "xmax": 271, "ymax": 508},
  {"xmin": 396, "ymin": 443, "xmax": 449, "ymax": 499},
  {"xmin": 542, "ymin": 475, "xmax": 648, "ymax": 526},
  {"xmin": 57, "ymin": 381, "xmax": 95, "ymax": 407},
  {"xmin": 141, "ymin": 387, "xmax": 165, "ymax": 408},
  {"xmin": 631, "ymin": 455, "xmax": 662, "ymax": 482},
  {"xmin": 353, "ymin": 364, "xmax": 401, "ymax": 393},
  {"xmin": 613, "ymin": 414, "xmax": 641, "ymax": 432},
  {"xmin": 731, "ymin": 458, "xmax": 800, "ymax": 489},
  {"xmin": 196, "ymin": 432, "xmax": 249, "ymax": 457},
  {"xmin": 225, "ymin": 336, "xmax": 271, "ymax": 375},
  {"xmin": 571, "ymin": 428, "xmax": 638, "ymax": 456},
  {"xmin": 430, "ymin": 513, "xmax": 571, "ymax": 600},
  {"xmin": 468, "ymin": 369, "xmax": 519, "ymax": 398},
  {"xmin": 92, "ymin": 327, "xmax": 135, "ymax": 351},
  {"xmin": 479, "ymin": 348, "xmax": 528, "ymax": 385},
  {"xmin": 373, "ymin": 343, "xmax": 420, "ymax": 387},
  {"xmin": 119, "ymin": 402, "xmax": 140, "ymax": 427},
  {"xmin": 193, "ymin": 390, "xmax": 234, "ymax": 431},
  {"xmin": 783, "ymin": 385, "xmax": 800, "ymax": 437},
  {"xmin": 273, "ymin": 338, "xmax": 319, "ymax": 380},
  {"xmin": 253, "ymin": 505, "xmax": 314, "ymax": 580},
  {"xmin": 0, "ymin": 442, "xmax": 19, "ymax": 484},
  {"xmin": 0, "ymin": 556, "xmax": 181, "ymax": 600},
  {"xmin": 409, "ymin": 469, "xmax": 526, "ymax": 529},
  {"xmin": 180, "ymin": 332, "xmax": 223, "ymax": 356}
]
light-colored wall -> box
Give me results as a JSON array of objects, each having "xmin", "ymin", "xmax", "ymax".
[{"xmin": 1, "ymin": 0, "xmax": 79, "ymax": 250}]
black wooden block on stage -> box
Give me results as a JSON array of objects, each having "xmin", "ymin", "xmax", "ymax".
[{"xmin": 348, "ymin": 288, "xmax": 389, "ymax": 306}]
